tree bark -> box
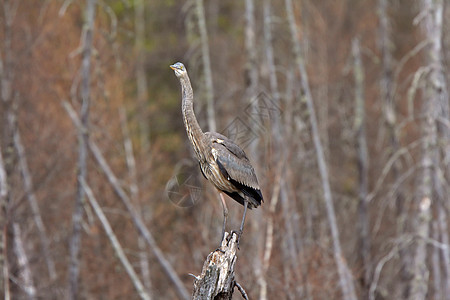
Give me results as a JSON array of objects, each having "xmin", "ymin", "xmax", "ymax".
[
  {"xmin": 68, "ymin": 1, "xmax": 96, "ymax": 299},
  {"xmin": 192, "ymin": 232, "xmax": 243, "ymax": 300},
  {"xmin": 409, "ymin": 0, "xmax": 447, "ymax": 299},
  {"xmin": 285, "ymin": 0, "xmax": 358, "ymax": 299}
]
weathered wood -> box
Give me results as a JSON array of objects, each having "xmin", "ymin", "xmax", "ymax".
[{"xmin": 192, "ymin": 232, "xmax": 243, "ymax": 300}]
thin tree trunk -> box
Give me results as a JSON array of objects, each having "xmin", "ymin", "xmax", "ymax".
[
  {"xmin": 258, "ymin": 1, "xmax": 281, "ymax": 298},
  {"xmin": 378, "ymin": 0, "xmax": 396, "ymax": 143},
  {"xmin": 408, "ymin": 196, "xmax": 431, "ymax": 300},
  {"xmin": 13, "ymin": 128, "xmax": 56, "ymax": 280},
  {"xmin": 12, "ymin": 223, "xmax": 36, "ymax": 299},
  {"xmin": 0, "ymin": 1, "xmax": 15, "ymax": 297},
  {"xmin": 437, "ymin": 201, "xmax": 450, "ymax": 296},
  {"xmin": 409, "ymin": 1, "xmax": 447, "ymax": 299},
  {"xmin": 134, "ymin": 0, "xmax": 150, "ymax": 152},
  {"xmin": 132, "ymin": 2, "xmax": 152, "ymax": 289},
  {"xmin": 285, "ymin": 0, "xmax": 358, "ymax": 299},
  {"xmin": 68, "ymin": 0, "xmax": 96, "ymax": 298},
  {"xmin": 81, "ymin": 179, "xmax": 151, "ymax": 300},
  {"xmin": 0, "ymin": 146, "xmax": 9, "ymax": 300},
  {"xmin": 258, "ymin": 171, "xmax": 281, "ymax": 300},
  {"xmin": 195, "ymin": 0, "xmax": 216, "ymax": 132},
  {"xmin": 243, "ymin": 2, "xmax": 265, "ymax": 298},
  {"xmin": 280, "ymin": 184, "xmax": 296, "ymax": 296},
  {"xmin": 119, "ymin": 108, "xmax": 152, "ymax": 295},
  {"xmin": 435, "ymin": 0, "xmax": 450, "ymax": 295},
  {"xmin": 263, "ymin": 0, "xmax": 279, "ymax": 109},
  {"xmin": 282, "ymin": 70, "xmax": 312, "ymax": 299},
  {"xmin": 352, "ymin": 37, "xmax": 371, "ymax": 293},
  {"xmin": 244, "ymin": 0, "xmax": 258, "ymax": 97}
]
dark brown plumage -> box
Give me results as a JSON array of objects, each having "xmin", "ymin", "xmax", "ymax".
[{"xmin": 170, "ymin": 62, "xmax": 263, "ymax": 240}]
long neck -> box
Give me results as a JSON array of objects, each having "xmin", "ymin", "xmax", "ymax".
[{"xmin": 179, "ymin": 74, "xmax": 206, "ymax": 160}]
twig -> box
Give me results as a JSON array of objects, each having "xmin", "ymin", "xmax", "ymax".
[
  {"xmin": 369, "ymin": 236, "xmax": 414, "ymax": 300},
  {"xmin": 235, "ymin": 281, "xmax": 249, "ymax": 300},
  {"xmin": 367, "ymin": 138, "xmax": 424, "ymax": 203}
]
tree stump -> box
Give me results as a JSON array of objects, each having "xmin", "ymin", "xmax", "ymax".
[{"xmin": 192, "ymin": 232, "xmax": 246, "ymax": 300}]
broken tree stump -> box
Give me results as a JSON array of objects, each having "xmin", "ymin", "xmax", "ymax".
[{"xmin": 192, "ymin": 232, "xmax": 248, "ymax": 300}]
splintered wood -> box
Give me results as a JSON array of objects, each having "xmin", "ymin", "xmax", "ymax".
[{"xmin": 192, "ymin": 232, "xmax": 239, "ymax": 300}]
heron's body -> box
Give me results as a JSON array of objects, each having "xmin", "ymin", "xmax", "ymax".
[
  {"xmin": 200, "ymin": 132, "xmax": 262, "ymax": 208},
  {"xmin": 170, "ymin": 62, "xmax": 263, "ymax": 239}
]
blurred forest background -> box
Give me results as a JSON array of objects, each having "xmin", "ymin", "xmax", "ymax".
[{"xmin": 0, "ymin": 0, "xmax": 449, "ymax": 299}]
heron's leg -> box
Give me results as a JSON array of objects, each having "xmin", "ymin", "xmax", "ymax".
[
  {"xmin": 230, "ymin": 200, "xmax": 248, "ymax": 249},
  {"xmin": 219, "ymin": 193, "xmax": 228, "ymax": 241},
  {"xmin": 238, "ymin": 200, "xmax": 248, "ymax": 235}
]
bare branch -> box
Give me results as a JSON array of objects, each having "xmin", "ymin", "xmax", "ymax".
[
  {"xmin": 369, "ymin": 237, "xmax": 414, "ymax": 300},
  {"xmin": 235, "ymin": 281, "xmax": 249, "ymax": 300},
  {"xmin": 119, "ymin": 108, "xmax": 152, "ymax": 294},
  {"xmin": 81, "ymin": 179, "xmax": 151, "ymax": 300},
  {"xmin": 12, "ymin": 223, "xmax": 36, "ymax": 299},
  {"xmin": 14, "ymin": 128, "xmax": 56, "ymax": 280}
]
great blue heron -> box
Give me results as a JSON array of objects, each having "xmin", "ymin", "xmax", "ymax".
[{"xmin": 170, "ymin": 62, "xmax": 263, "ymax": 243}]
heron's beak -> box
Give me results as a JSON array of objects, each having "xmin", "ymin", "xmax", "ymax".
[{"xmin": 170, "ymin": 64, "xmax": 176, "ymax": 70}]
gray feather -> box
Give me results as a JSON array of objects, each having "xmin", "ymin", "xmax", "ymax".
[{"xmin": 205, "ymin": 132, "xmax": 260, "ymax": 190}]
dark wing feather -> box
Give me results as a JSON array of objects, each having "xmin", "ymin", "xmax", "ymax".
[{"xmin": 216, "ymin": 159, "xmax": 263, "ymax": 208}]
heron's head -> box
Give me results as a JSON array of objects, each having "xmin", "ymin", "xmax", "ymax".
[{"xmin": 170, "ymin": 62, "xmax": 187, "ymax": 78}]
